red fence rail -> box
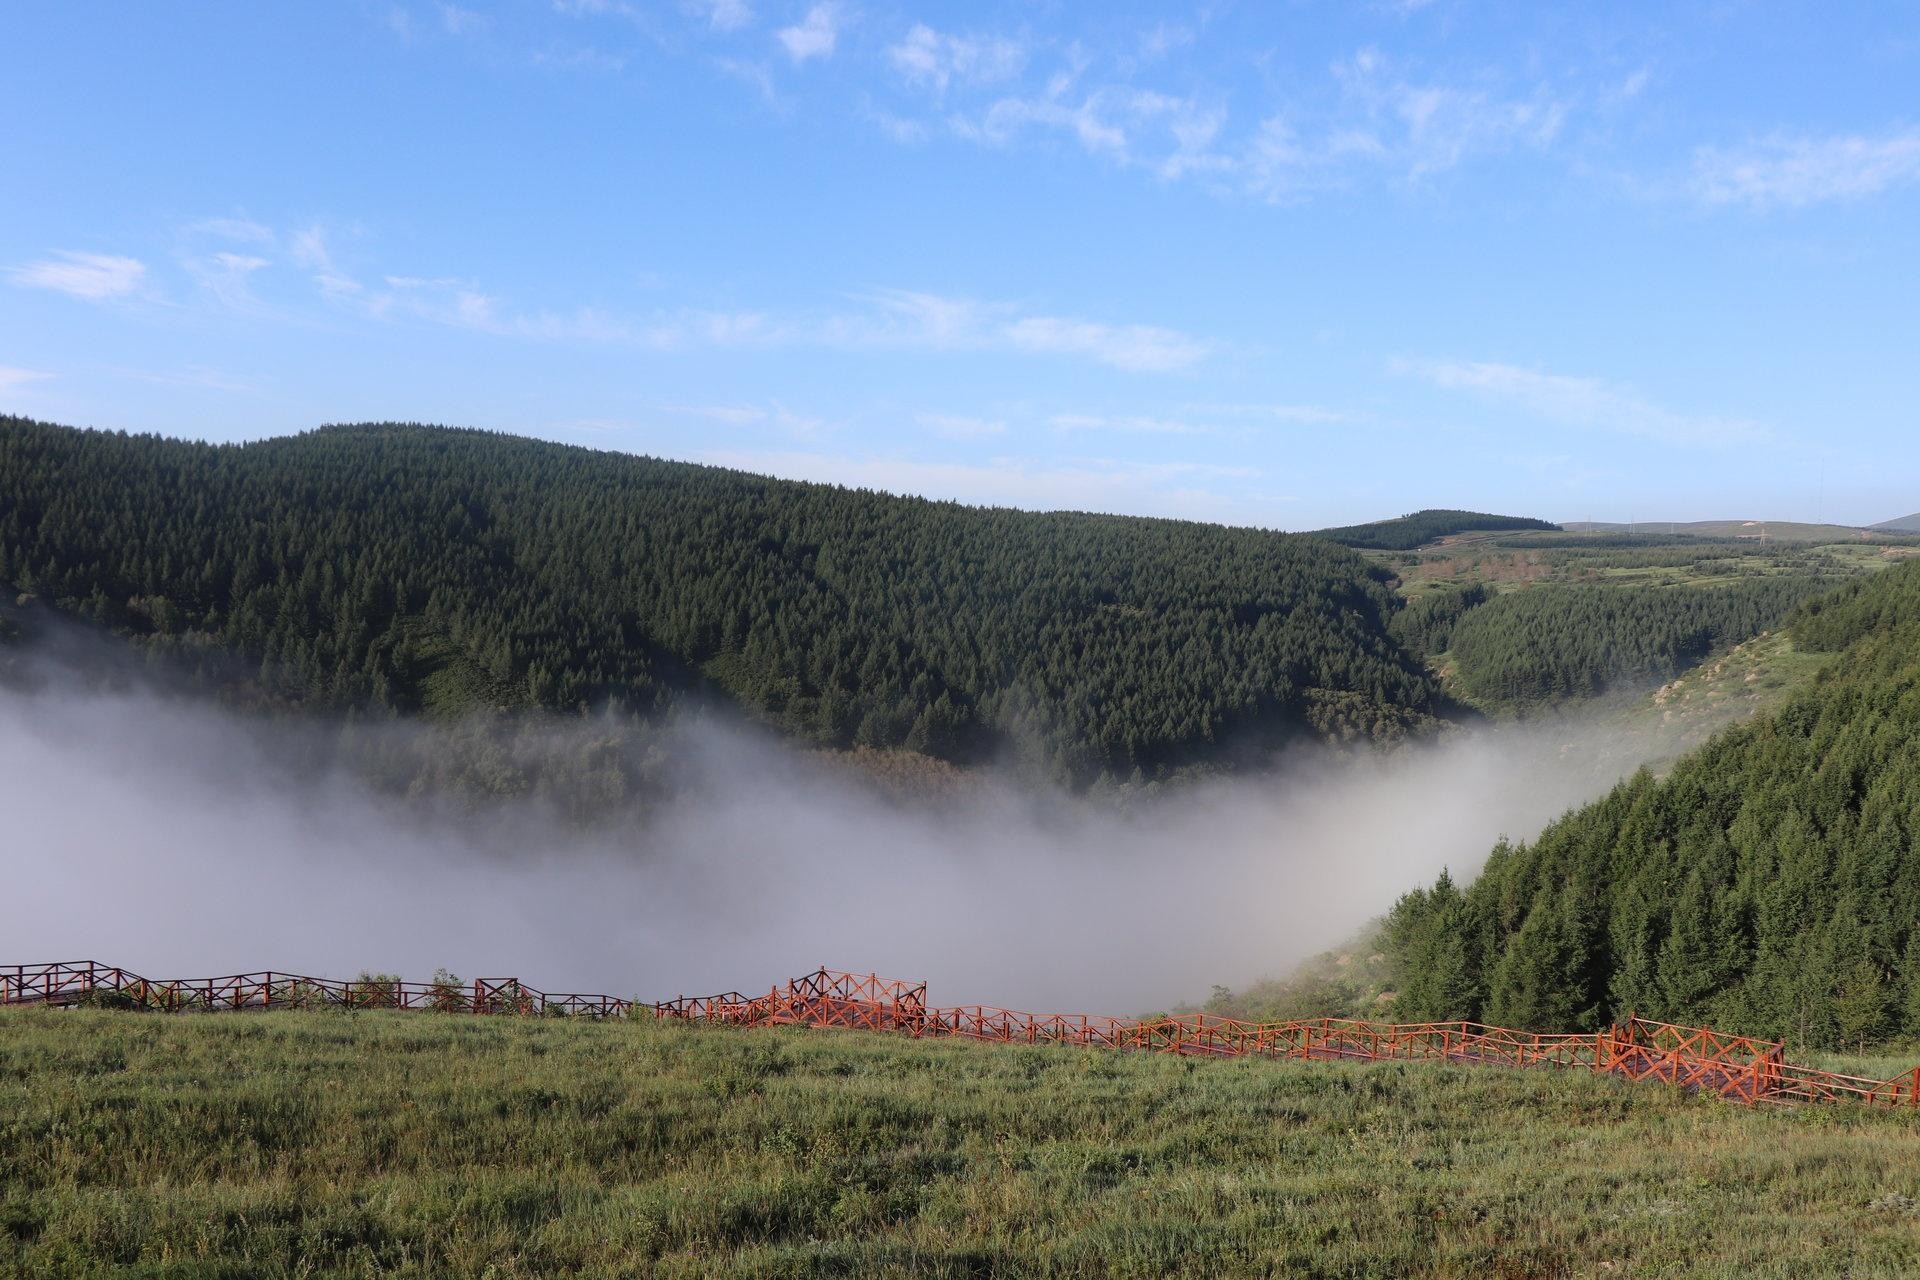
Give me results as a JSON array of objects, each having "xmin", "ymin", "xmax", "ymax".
[
  {"xmin": 651, "ymin": 967, "xmax": 1920, "ymax": 1109},
  {"xmin": 8, "ymin": 960, "xmax": 1918, "ymax": 1108}
]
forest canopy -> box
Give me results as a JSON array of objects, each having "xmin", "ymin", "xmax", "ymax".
[
  {"xmin": 0, "ymin": 417, "xmax": 1447, "ymax": 783},
  {"xmin": 1384, "ymin": 558, "xmax": 1920, "ymax": 1047},
  {"xmin": 1313, "ymin": 509, "xmax": 1560, "ymax": 551}
]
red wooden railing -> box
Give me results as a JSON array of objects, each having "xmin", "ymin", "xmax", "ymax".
[
  {"xmin": 0, "ymin": 960, "xmax": 636, "ymax": 1018},
  {"xmin": 8, "ymin": 960, "xmax": 1918, "ymax": 1108},
  {"xmin": 653, "ymin": 967, "xmax": 1920, "ymax": 1108}
]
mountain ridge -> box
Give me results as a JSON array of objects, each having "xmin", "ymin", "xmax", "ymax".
[{"xmin": 0, "ymin": 416, "xmax": 1445, "ymax": 784}]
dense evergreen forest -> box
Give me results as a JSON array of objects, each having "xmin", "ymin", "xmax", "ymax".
[
  {"xmin": 1437, "ymin": 578, "xmax": 1837, "ymax": 706},
  {"xmin": 0, "ymin": 417, "xmax": 1446, "ymax": 783},
  {"xmin": 1314, "ymin": 509, "xmax": 1559, "ymax": 551},
  {"xmin": 1385, "ymin": 559, "xmax": 1920, "ymax": 1048}
]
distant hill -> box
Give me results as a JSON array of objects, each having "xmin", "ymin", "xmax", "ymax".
[
  {"xmin": 1560, "ymin": 519, "xmax": 1882, "ymax": 542},
  {"xmin": 1313, "ymin": 509, "xmax": 1559, "ymax": 551},
  {"xmin": 0, "ymin": 417, "xmax": 1444, "ymax": 783},
  {"xmin": 1874, "ymin": 512, "xmax": 1920, "ymax": 533}
]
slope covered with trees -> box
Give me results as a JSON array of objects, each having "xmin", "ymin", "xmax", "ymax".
[
  {"xmin": 1440, "ymin": 578, "xmax": 1836, "ymax": 706},
  {"xmin": 0, "ymin": 417, "xmax": 1443, "ymax": 782},
  {"xmin": 1314, "ymin": 509, "xmax": 1559, "ymax": 551},
  {"xmin": 1384, "ymin": 558, "xmax": 1920, "ymax": 1047}
]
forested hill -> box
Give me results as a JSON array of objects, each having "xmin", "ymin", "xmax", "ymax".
[
  {"xmin": 1314, "ymin": 509, "xmax": 1559, "ymax": 551},
  {"xmin": 0, "ymin": 417, "xmax": 1443, "ymax": 782},
  {"xmin": 1385, "ymin": 557, "xmax": 1920, "ymax": 1047}
]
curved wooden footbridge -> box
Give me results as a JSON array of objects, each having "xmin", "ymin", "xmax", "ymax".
[{"xmin": 6, "ymin": 960, "xmax": 1916, "ymax": 1108}]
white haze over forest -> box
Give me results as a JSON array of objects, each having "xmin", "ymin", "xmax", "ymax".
[{"xmin": 0, "ymin": 669, "xmax": 1670, "ymax": 1015}]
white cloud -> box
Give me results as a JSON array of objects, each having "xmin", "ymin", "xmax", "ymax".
[
  {"xmin": 688, "ymin": 0, "xmax": 752, "ymax": 31},
  {"xmin": 1609, "ymin": 67, "xmax": 1651, "ymax": 105},
  {"xmin": 0, "ymin": 367, "xmax": 50, "ymax": 396},
  {"xmin": 1049, "ymin": 413, "xmax": 1210, "ymax": 436},
  {"xmin": 6, "ymin": 251, "xmax": 147, "ymax": 301},
  {"xmin": 838, "ymin": 289, "xmax": 1208, "ymax": 371},
  {"xmin": 120, "ymin": 366, "xmax": 259, "ymax": 395},
  {"xmin": 869, "ymin": 109, "xmax": 930, "ymax": 144},
  {"xmin": 888, "ymin": 24, "xmax": 1025, "ymax": 94},
  {"xmin": 290, "ymin": 225, "xmax": 363, "ymax": 300},
  {"xmin": 439, "ymin": 3, "xmax": 488, "ymax": 35},
  {"xmin": 664, "ymin": 403, "xmax": 769, "ymax": 425},
  {"xmin": 1135, "ymin": 23, "xmax": 1194, "ymax": 64},
  {"xmin": 965, "ymin": 86, "xmax": 1200, "ymax": 162},
  {"xmin": 188, "ymin": 217, "xmax": 275, "ymax": 245},
  {"xmin": 1398, "ymin": 358, "xmax": 1766, "ymax": 446},
  {"xmin": 919, "ymin": 412, "xmax": 1006, "ymax": 441},
  {"xmin": 1693, "ymin": 128, "xmax": 1920, "ymax": 208},
  {"xmin": 777, "ymin": 3, "xmax": 839, "ymax": 63},
  {"xmin": 1188, "ymin": 402, "xmax": 1358, "ymax": 426},
  {"xmin": 187, "ymin": 252, "xmax": 271, "ymax": 309},
  {"xmin": 215, "ymin": 220, "xmax": 1208, "ymax": 374},
  {"xmin": 1324, "ymin": 47, "xmax": 1566, "ymax": 181},
  {"xmin": 1005, "ymin": 315, "xmax": 1207, "ymax": 372},
  {"xmin": 924, "ymin": 42, "xmax": 1563, "ymax": 201},
  {"xmin": 532, "ymin": 44, "xmax": 628, "ymax": 73}
]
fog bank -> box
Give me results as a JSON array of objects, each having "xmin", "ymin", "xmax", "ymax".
[{"xmin": 0, "ymin": 676, "xmax": 1664, "ymax": 1013}]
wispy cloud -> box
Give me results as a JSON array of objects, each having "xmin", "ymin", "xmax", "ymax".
[
  {"xmin": 187, "ymin": 217, "xmax": 276, "ymax": 245},
  {"xmin": 1050, "ymin": 412, "xmax": 1211, "ymax": 436},
  {"xmin": 6, "ymin": 251, "xmax": 148, "ymax": 301},
  {"xmin": 1006, "ymin": 315, "xmax": 1208, "ymax": 372},
  {"xmin": 119, "ymin": 366, "xmax": 260, "ymax": 395},
  {"xmin": 439, "ymin": 3, "xmax": 489, "ymax": 35},
  {"xmin": 687, "ymin": 0, "xmax": 752, "ymax": 31},
  {"xmin": 927, "ymin": 43, "xmax": 1563, "ymax": 200},
  {"xmin": 1187, "ymin": 402, "xmax": 1359, "ymax": 426},
  {"xmin": 1397, "ymin": 358, "xmax": 1766, "ymax": 446},
  {"xmin": 0, "ymin": 367, "xmax": 50, "ymax": 396},
  {"xmin": 888, "ymin": 24, "xmax": 1025, "ymax": 94},
  {"xmin": 663, "ymin": 402, "xmax": 769, "ymax": 425},
  {"xmin": 1247, "ymin": 46, "xmax": 1567, "ymax": 194},
  {"xmin": 1693, "ymin": 128, "xmax": 1920, "ymax": 208},
  {"xmin": 777, "ymin": 3, "xmax": 839, "ymax": 63},
  {"xmin": 289, "ymin": 225, "xmax": 364, "ymax": 301},
  {"xmin": 661, "ymin": 400, "xmax": 823, "ymax": 438},
  {"xmin": 956, "ymin": 82, "xmax": 1230, "ymax": 182},
  {"xmin": 168, "ymin": 217, "xmax": 1210, "ymax": 374},
  {"xmin": 532, "ymin": 44, "xmax": 628, "ymax": 73},
  {"xmin": 854, "ymin": 289, "xmax": 1210, "ymax": 371},
  {"xmin": 186, "ymin": 252, "xmax": 271, "ymax": 309},
  {"xmin": 919, "ymin": 412, "xmax": 1006, "ymax": 441}
]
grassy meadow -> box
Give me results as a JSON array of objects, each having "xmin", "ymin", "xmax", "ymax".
[{"xmin": 7, "ymin": 1010, "xmax": 1920, "ymax": 1277}]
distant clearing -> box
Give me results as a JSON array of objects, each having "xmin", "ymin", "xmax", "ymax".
[{"xmin": 1562, "ymin": 519, "xmax": 1891, "ymax": 542}]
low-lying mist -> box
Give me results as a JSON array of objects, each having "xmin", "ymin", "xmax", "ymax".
[{"xmin": 0, "ymin": 653, "xmax": 1671, "ymax": 1015}]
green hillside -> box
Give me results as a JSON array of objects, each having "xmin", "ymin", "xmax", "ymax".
[
  {"xmin": 1385, "ymin": 558, "xmax": 1920, "ymax": 1047},
  {"xmin": 1876, "ymin": 512, "xmax": 1920, "ymax": 534},
  {"xmin": 1313, "ymin": 508, "xmax": 1559, "ymax": 551},
  {"xmin": 0, "ymin": 417, "xmax": 1442, "ymax": 782},
  {"xmin": 1436, "ymin": 576, "xmax": 1837, "ymax": 706},
  {"xmin": 7, "ymin": 1007, "xmax": 1920, "ymax": 1279}
]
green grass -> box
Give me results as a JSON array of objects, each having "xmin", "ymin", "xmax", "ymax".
[{"xmin": 8, "ymin": 1010, "xmax": 1920, "ymax": 1277}]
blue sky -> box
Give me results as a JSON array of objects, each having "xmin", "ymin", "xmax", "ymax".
[{"xmin": 3, "ymin": 2, "xmax": 1917, "ymax": 528}]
